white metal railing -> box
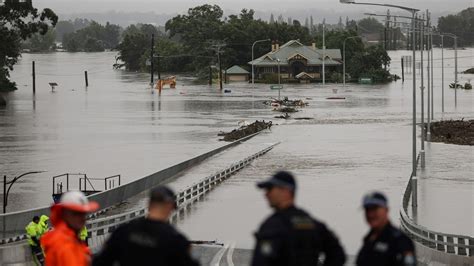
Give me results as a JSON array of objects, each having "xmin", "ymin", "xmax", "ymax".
[
  {"xmin": 400, "ymin": 153, "xmax": 474, "ymax": 257},
  {"xmin": 85, "ymin": 142, "xmax": 278, "ymax": 238}
]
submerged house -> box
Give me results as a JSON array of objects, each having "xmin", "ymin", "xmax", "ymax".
[
  {"xmin": 248, "ymin": 40, "xmax": 342, "ymax": 82},
  {"xmin": 225, "ymin": 65, "xmax": 250, "ymax": 82}
]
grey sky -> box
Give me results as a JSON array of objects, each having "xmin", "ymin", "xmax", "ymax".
[{"xmin": 36, "ymin": 0, "xmax": 472, "ymax": 25}]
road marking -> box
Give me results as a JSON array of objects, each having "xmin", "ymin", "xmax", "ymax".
[
  {"xmin": 211, "ymin": 243, "xmax": 229, "ymax": 266},
  {"xmin": 226, "ymin": 242, "xmax": 236, "ymax": 266}
]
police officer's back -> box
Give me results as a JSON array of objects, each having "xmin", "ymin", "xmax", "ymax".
[
  {"xmin": 252, "ymin": 171, "xmax": 346, "ymax": 266},
  {"xmin": 356, "ymin": 192, "xmax": 416, "ymax": 266},
  {"xmin": 93, "ymin": 186, "xmax": 199, "ymax": 266}
]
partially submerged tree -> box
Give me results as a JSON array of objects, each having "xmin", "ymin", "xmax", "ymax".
[{"xmin": 0, "ymin": 0, "xmax": 57, "ymax": 91}]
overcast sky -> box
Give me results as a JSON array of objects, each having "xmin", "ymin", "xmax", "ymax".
[{"xmin": 35, "ymin": 0, "xmax": 472, "ymax": 24}]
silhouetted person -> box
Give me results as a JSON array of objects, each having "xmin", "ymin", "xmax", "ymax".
[
  {"xmin": 356, "ymin": 192, "xmax": 416, "ymax": 266},
  {"xmin": 252, "ymin": 171, "xmax": 346, "ymax": 266},
  {"xmin": 93, "ymin": 186, "xmax": 199, "ymax": 266}
]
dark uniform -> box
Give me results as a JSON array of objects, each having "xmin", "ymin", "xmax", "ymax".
[
  {"xmin": 251, "ymin": 205, "xmax": 346, "ymax": 266},
  {"xmin": 93, "ymin": 217, "xmax": 199, "ymax": 266},
  {"xmin": 356, "ymin": 222, "xmax": 416, "ymax": 266}
]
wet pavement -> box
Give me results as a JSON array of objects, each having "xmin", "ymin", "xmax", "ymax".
[{"xmin": 1, "ymin": 49, "xmax": 473, "ymax": 257}]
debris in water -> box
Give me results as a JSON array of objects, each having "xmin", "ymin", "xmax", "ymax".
[
  {"xmin": 218, "ymin": 120, "xmax": 272, "ymax": 141},
  {"xmin": 426, "ymin": 119, "xmax": 474, "ymax": 146},
  {"xmin": 274, "ymin": 106, "xmax": 298, "ymax": 113},
  {"xmin": 274, "ymin": 113, "xmax": 291, "ymax": 119}
]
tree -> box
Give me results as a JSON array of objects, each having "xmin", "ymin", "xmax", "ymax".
[
  {"xmin": 22, "ymin": 29, "xmax": 57, "ymax": 52},
  {"xmin": 55, "ymin": 20, "xmax": 75, "ymax": 41},
  {"xmin": 0, "ymin": 0, "xmax": 57, "ymax": 91},
  {"xmin": 61, "ymin": 21, "xmax": 122, "ymax": 52},
  {"xmin": 269, "ymin": 13, "xmax": 275, "ymax": 24},
  {"xmin": 357, "ymin": 17, "xmax": 384, "ymax": 34},
  {"xmin": 437, "ymin": 7, "xmax": 473, "ymax": 47}
]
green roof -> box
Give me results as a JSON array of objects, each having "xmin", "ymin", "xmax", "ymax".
[
  {"xmin": 226, "ymin": 65, "xmax": 249, "ymax": 74},
  {"xmin": 248, "ymin": 40, "xmax": 342, "ymax": 66}
]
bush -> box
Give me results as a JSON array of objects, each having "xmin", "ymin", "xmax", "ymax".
[
  {"xmin": 330, "ymin": 72, "xmax": 343, "ymax": 83},
  {"xmin": 261, "ymin": 73, "xmax": 279, "ymax": 84}
]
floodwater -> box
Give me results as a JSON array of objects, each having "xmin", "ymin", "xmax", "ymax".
[{"xmin": 2, "ymin": 49, "xmax": 473, "ymax": 255}]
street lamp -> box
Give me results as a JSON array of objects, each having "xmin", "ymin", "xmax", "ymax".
[
  {"xmin": 341, "ymin": 0, "xmax": 420, "ymax": 208},
  {"xmin": 3, "ymin": 171, "xmax": 45, "ymax": 213},
  {"xmin": 252, "ymin": 39, "xmax": 271, "ymax": 88},
  {"xmin": 442, "ymin": 33, "xmax": 458, "ymax": 107},
  {"xmin": 343, "ymin": 36, "xmax": 362, "ymax": 88}
]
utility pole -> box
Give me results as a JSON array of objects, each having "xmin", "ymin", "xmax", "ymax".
[
  {"xmin": 32, "ymin": 61, "xmax": 36, "ymax": 94},
  {"xmin": 426, "ymin": 11, "xmax": 431, "ymax": 141},
  {"xmin": 210, "ymin": 42, "xmax": 226, "ymax": 90},
  {"xmin": 150, "ymin": 34, "xmax": 154, "ymax": 86},
  {"xmin": 322, "ymin": 19, "xmax": 326, "ymax": 86},
  {"xmin": 420, "ymin": 15, "xmax": 425, "ymax": 168}
]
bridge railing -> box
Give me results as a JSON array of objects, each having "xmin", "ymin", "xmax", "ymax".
[
  {"xmin": 399, "ymin": 153, "xmax": 474, "ymax": 257},
  {"xmin": 0, "ymin": 132, "xmax": 263, "ymax": 239}
]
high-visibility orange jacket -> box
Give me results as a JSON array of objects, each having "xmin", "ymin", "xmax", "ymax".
[{"xmin": 40, "ymin": 215, "xmax": 91, "ymax": 266}]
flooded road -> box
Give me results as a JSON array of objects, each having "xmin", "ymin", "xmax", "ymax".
[{"xmin": 2, "ymin": 49, "xmax": 473, "ymax": 254}]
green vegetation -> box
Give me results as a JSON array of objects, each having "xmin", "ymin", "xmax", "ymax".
[
  {"xmin": 62, "ymin": 21, "xmax": 121, "ymax": 52},
  {"xmin": 0, "ymin": 1, "xmax": 57, "ymax": 91},
  {"xmin": 437, "ymin": 7, "xmax": 473, "ymax": 47},
  {"xmin": 114, "ymin": 4, "xmax": 393, "ymax": 83},
  {"xmin": 22, "ymin": 29, "xmax": 57, "ymax": 52}
]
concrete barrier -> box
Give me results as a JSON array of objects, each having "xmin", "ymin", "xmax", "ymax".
[
  {"xmin": 0, "ymin": 133, "xmax": 261, "ymax": 239},
  {"xmin": 0, "ymin": 142, "xmax": 278, "ymax": 265}
]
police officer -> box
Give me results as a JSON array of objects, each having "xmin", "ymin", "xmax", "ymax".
[
  {"xmin": 356, "ymin": 192, "xmax": 416, "ymax": 266},
  {"xmin": 252, "ymin": 171, "xmax": 346, "ymax": 266},
  {"xmin": 93, "ymin": 186, "xmax": 199, "ymax": 266},
  {"xmin": 26, "ymin": 216, "xmax": 44, "ymax": 265}
]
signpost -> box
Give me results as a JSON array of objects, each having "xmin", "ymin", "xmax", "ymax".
[{"xmin": 270, "ymin": 85, "xmax": 283, "ymax": 100}]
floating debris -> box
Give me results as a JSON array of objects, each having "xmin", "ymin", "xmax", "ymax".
[
  {"xmin": 449, "ymin": 83, "xmax": 464, "ymax": 89},
  {"xmin": 426, "ymin": 119, "xmax": 474, "ymax": 146},
  {"xmin": 462, "ymin": 68, "xmax": 474, "ymax": 74},
  {"xmin": 274, "ymin": 106, "xmax": 298, "ymax": 113},
  {"xmin": 263, "ymin": 97, "xmax": 308, "ymax": 107},
  {"xmin": 294, "ymin": 117, "xmax": 313, "ymax": 120},
  {"xmin": 326, "ymin": 97, "xmax": 346, "ymax": 100},
  {"xmin": 274, "ymin": 113, "xmax": 291, "ymax": 119},
  {"xmin": 218, "ymin": 120, "xmax": 272, "ymax": 141}
]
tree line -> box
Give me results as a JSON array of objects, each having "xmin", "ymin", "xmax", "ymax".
[{"xmin": 116, "ymin": 5, "xmax": 391, "ymax": 82}]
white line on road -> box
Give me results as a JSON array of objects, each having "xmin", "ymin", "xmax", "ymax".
[
  {"xmin": 211, "ymin": 243, "xmax": 229, "ymax": 266},
  {"xmin": 226, "ymin": 242, "xmax": 236, "ymax": 266}
]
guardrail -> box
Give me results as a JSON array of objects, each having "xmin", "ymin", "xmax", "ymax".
[
  {"xmin": 399, "ymin": 153, "xmax": 474, "ymax": 257},
  {"xmin": 85, "ymin": 142, "xmax": 278, "ymax": 240},
  {"xmin": 0, "ymin": 142, "xmax": 278, "ymax": 246},
  {"xmin": 0, "ymin": 132, "xmax": 264, "ymax": 238}
]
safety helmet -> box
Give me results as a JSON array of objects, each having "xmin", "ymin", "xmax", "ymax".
[{"xmin": 57, "ymin": 191, "xmax": 99, "ymax": 213}]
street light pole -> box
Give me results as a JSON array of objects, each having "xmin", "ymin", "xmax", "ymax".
[
  {"xmin": 441, "ymin": 35, "xmax": 445, "ymax": 113},
  {"xmin": 252, "ymin": 39, "xmax": 270, "ymax": 88},
  {"xmin": 454, "ymin": 36, "xmax": 458, "ymax": 107},
  {"xmin": 3, "ymin": 171, "xmax": 44, "ymax": 213},
  {"xmin": 426, "ymin": 13, "xmax": 431, "ymax": 142},
  {"xmin": 419, "ymin": 15, "xmax": 425, "ymax": 168},
  {"xmin": 340, "ymin": 0, "xmax": 419, "ymax": 206},
  {"xmin": 277, "ymin": 59, "xmax": 281, "ymax": 100},
  {"xmin": 343, "ymin": 36, "xmax": 361, "ymax": 88}
]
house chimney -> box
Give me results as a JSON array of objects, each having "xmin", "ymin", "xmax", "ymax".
[
  {"xmin": 271, "ymin": 41, "xmax": 276, "ymax": 52},
  {"xmin": 275, "ymin": 43, "xmax": 280, "ymax": 50},
  {"xmin": 312, "ymin": 43, "xmax": 316, "ymax": 50}
]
